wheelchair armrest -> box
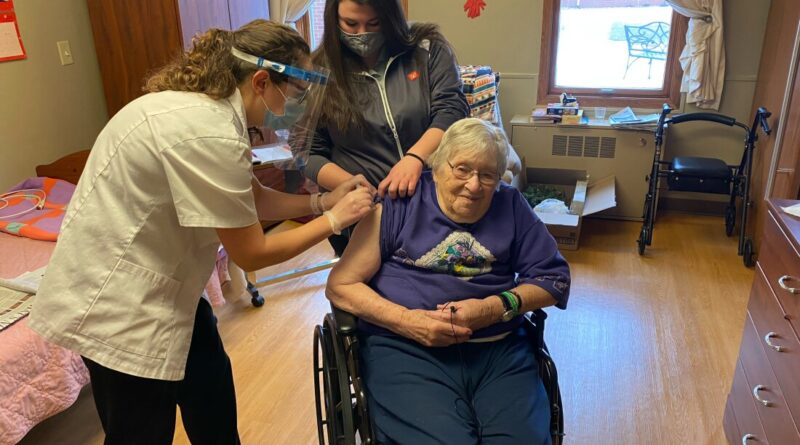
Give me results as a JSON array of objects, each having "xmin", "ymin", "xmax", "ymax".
[
  {"xmin": 331, "ymin": 306, "xmax": 359, "ymax": 335},
  {"xmin": 669, "ymin": 112, "xmax": 736, "ymax": 126},
  {"xmin": 523, "ymin": 310, "xmax": 547, "ymax": 349}
]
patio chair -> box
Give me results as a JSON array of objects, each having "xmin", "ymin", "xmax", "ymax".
[{"xmin": 623, "ymin": 21, "xmax": 670, "ymax": 79}]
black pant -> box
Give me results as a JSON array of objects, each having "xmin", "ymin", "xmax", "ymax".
[{"xmin": 82, "ymin": 298, "xmax": 240, "ymax": 445}]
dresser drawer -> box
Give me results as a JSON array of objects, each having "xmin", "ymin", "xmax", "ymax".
[
  {"xmin": 723, "ymin": 396, "xmax": 741, "ymax": 444},
  {"xmin": 738, "ymin": 311, "xmax": 800, "ymax": 443},
  {"xmin": 760, "ymin": 211, "xmax": 800, "ymax": 336},
  {"xmin": 730, "ymin": 359, "xmax": 768, "ymax": 444},
  {"xmin": 749, "ymin": 264, "xmax": 800, "ymax": 425}
]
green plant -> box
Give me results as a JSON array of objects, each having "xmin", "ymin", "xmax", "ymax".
[{"xmin": 523, "ymin": 184, "xmax": 567, "ymax": 208}]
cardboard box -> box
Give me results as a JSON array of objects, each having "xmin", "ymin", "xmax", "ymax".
[{"xmin": 521, "ymin": 165, "xmax": 617, "ymax": 250}]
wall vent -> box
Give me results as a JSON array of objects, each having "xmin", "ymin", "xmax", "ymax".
[
  {"xmin": 600, "ymin": 137, "xmax": 616, "ymax": 158},
  {"xmin": 550, "ymin": 134, "xmax": 617, "ymax": 159},
  {"xmin": 567, "ymin": 136, "xmax": 583, "ymax": 157},
  {"xmin": 583, "ymin": 136, "xmax": 600, "ymax": 158},
  {"xmin": 552, "ymin": 135, "xmax": 567, "ymax": 156}
]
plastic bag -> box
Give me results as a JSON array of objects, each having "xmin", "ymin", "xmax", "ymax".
[{"xmin": 534, "ymin": 198, "xmax": 569, "ymax": 214}]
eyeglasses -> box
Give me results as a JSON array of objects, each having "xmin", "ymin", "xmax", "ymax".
[
  {"xmin": 447, "ymin": 161, "xmax": 499, "ymax": 185},
  {"xmin": 286, "ymin": 79, "xmax": 311, "ymax": 104}
]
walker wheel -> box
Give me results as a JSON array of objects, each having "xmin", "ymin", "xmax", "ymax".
[
  {"xmin": 743, "ymin": 237, "xmax": 755, "ymax": 267},
  {"xmin": 251, "ymin": 294, "xmax": 265, "ymax": 307},
  {"xmin": 637, "ymin": 227, "xmax": 648, "ymax": 255},
  {"xmin": 725, "ymin": 206, "xmax": 735, "ymax": 237}
]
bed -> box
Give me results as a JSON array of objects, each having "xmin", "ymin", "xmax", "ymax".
[{"xmin": 0, "ymin": 151, "xmax": 91, "ymax": 445}]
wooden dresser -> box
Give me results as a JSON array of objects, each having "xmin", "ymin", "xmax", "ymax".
[{"xmin": 724, "ymin": 199, "xmax": 800, "ymax": 444}]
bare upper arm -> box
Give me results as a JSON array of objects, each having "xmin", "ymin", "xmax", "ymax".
[{"xmin": 328, "ymin": 205, "xmax": 383, "ymax": 287}]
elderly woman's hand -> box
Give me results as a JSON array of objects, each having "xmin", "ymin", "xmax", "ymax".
[
  {"xmin": 434, "ymin": 298, "xmax": 501, "ymax": 332},
  {"xmin": 397, "ymin": 309, "xmax": 472, "ymax": 347}
]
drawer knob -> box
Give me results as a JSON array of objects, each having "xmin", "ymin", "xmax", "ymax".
[
  {"xmin": 752, "ymin": 385, "xmax": 771, "ymax": 406},
  {"xmin": 778, "ymin": 275, "xmax": 799, "ymax": 294},
  {"xmin": 741, "ymin": 433, "xmax": 756, "ymax": 444},
  {"xmin": 764, "ymin": 332, "xmax": 785, "ymax": 352}
]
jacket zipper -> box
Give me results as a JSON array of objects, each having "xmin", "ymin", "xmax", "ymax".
[{"xmin": 359, "ymin": 54, "xmax": 405, "ymax": 160}]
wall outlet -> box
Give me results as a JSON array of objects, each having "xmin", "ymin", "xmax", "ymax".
[{"xmin": 57, "ymin": 40, "xmax": 74, "ymax": 65}]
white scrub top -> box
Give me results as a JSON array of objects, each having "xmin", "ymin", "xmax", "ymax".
[{"xmin": 28, "ymin": 89, "xmax": 258, "ymax": 381}]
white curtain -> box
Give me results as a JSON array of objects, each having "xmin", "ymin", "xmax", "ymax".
[
  {"xmin": 666, "ymin": 0, "xmax": 725, "ymax": 110},
  {"xmin": 269, "ymin": 0, "xmax": 315, "ymax": 24}
]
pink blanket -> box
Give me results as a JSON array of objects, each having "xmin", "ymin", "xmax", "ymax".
[{"xmin": 0, "ymin": 233, "xmax": 89, "ymax": 445}]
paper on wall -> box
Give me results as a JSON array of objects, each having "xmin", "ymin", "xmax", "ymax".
[{"xmin": 0, "ymin": 21, "xmax": 23, "ymax": 59}]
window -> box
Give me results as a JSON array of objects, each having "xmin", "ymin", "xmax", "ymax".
[
  {"xmin": 306, "ymin": 0, "xmax": 326, "ymax": 50},
  {"xmin": 538, "ymin": 0, "xmax": 687, "ymax": 108}
]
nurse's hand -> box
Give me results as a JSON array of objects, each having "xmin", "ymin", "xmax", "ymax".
[
  {"xmin": 327, "ymin": 186, "xmax": 375, "ymax": 229},
  {"xmin": 378, "ymin": 156, "xmax": 423, "ymax": 199},
  {"xmin": 322, "ymin": 174, "xmax": 373, "ymax": 210}
]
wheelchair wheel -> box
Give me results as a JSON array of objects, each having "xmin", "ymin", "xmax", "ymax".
[
  {"xmin": 725, "ymin": 205, "xmax": 736, "ymax": 237},
  {"xmin": 314, "ymin": 317, "xmax": 357, "ymax": 445},
  {"xmin": 537, "ymin": 348, "xmax": 565, "ymax": 445},
  {"xmin": 742, "ymin": 237, "xmax": 755, "ymax": 267},
  {"xmin": 637, "ymin": 226, "xmax": 648, "ymax": 255}
]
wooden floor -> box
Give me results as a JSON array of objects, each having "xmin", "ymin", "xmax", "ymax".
[{"xmin": 18, "ymin": 212, "xmax": 754, "ymax": 445}]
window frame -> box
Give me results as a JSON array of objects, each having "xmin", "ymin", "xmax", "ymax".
[
  {"xmin": 537, "ymin": 0, "xmax": 687, "ymax": 108},
  {"xmin": 296, "ymin": 0, "xmax": 408, "ymax": 44}
]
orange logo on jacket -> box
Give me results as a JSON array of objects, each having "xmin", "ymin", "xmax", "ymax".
[{"xmin": 407, "ymin": 70, "xmax": 419, "ymax": 81}]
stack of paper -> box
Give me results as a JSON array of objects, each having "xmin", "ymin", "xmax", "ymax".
[{"xmin": 608, "ymin": 107, "xmax": 660, "ymax": 130}]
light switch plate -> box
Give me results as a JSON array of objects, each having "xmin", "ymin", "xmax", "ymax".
[{"xmin": 57, "ymin": 40, "xmax": 74, "ymax": 65}]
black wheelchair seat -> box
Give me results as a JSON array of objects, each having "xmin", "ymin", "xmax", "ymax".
[{"xmin": 668, "ymin": 156, "xmax": 732, "ymax": 194}]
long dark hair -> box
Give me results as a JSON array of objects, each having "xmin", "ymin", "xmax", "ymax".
[
  {"xmin": 146, "ymin": 19, "xmax": 309, "ymax": 99},
  {"xmin": 313, "ymin": 0, "xmax": 450, "ymax": 130}
]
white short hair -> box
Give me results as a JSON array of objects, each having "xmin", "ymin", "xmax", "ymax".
[{"xmin": 427, "ymin": 118, "xmax": 510, "ymax": 177}]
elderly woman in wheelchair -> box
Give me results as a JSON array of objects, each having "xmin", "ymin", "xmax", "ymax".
[{"xmin": 321, "ymin": 118, "xmax": 571, "ymax": 445}]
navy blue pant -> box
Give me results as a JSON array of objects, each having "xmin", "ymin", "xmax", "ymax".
[
  {"xmin": 359, "ymin": 328, "xmax": 552, "ymax": 445},
  {"xmin": 82, "ymin": 298, "xmax": 240, "ymax": 445}
]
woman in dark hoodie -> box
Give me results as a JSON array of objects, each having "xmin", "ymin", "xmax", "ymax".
[{"xmin": 305, "ymin": 0, "xmax": 470, "ymax": 256}]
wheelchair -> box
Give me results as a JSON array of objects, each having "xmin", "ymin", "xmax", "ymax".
[
  {"xmin": 313, "ymin": 308, "xmax": 565, "ymax": 445},
  {"xmin": 637, "ymin": 104, "xmax": 772, "ymax": 267}
]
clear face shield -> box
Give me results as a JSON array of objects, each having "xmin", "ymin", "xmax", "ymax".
[{"xmin": 231, "ymin": 47, "xmax": 329, "ymax": 170}]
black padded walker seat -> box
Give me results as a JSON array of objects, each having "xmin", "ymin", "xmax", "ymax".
[{"xmin": 668, "ymin": 156, "xmax": 732, "ymax": 194}]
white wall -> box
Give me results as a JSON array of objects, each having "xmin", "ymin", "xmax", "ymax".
[
  {"xmin": 409, "ymin": 0, "xmax": 771, "ymax": 203},
  {"xmin": 0, "ymin": 0, "xmax": 107, "ymax": 191}
]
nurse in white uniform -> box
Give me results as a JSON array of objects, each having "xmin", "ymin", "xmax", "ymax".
[{"xmin": 28, "ymin": 19, "xmax": 373, "ymax": 445}]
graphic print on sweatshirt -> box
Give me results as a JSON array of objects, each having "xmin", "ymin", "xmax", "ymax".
[{"xmin": 391, "ymin": 231, "xmax": 496, "ymax": 278}]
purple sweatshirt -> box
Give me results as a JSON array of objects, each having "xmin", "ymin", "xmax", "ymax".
[{"xmin": 362, "ymin": 172, "xmax": 571, "ymax": 338}]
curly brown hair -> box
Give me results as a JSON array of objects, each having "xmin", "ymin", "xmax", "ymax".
[{"xmin": 145, "ymin": 19, "xmax": 310, "ymax": 99}]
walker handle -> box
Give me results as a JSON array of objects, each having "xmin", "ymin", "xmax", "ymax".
[
  {"xmin": 758, "ymin": 107, "xmax": 772, "ymax": 135},
  {"xmin": 669, "ymin": 112, "xmax": 737, "ymax": 126}
]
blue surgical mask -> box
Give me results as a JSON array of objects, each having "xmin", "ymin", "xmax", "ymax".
[
  {"xmin": 339, "ymin": 28, "xmax": 385, "ymax": 58},
  {"xmin": 260, "ymin": 85, "xmax": 306, "ymax": 130}
]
